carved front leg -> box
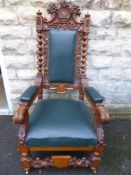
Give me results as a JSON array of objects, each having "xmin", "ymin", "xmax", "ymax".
[
  {"xmin": 90, "ymin": 126, "xmax": 104, "ymax": 173},
  {"xmin": 21, "ymin": 151, "xmax": 31, "ymax": 174},
  {"xmin": 90, "ymin": 152, "xmax": 101, "ymax": 173},
  {"xmin": 19, "ymin": 144, "xmax": 31, "ymax": 174}
]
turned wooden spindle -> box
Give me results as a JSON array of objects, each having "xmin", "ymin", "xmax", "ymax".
[
  {"xmin": 36, "ymin": 10, "xmax": 43, "ymax": 99},
  {"xmin": 81, "ymin": 13, "xmax": 90, "ymax": 78},
  {"xmin": 43, "ymin": 31, "xmax": 49, "ymax": 78}
]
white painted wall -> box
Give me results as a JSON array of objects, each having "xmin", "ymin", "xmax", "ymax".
[{"xmin": 0, "ymin": 40, "xmax": 13, "ymax": 115}]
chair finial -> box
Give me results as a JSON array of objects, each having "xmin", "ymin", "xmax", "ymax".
[{"xmin": 37, "ymin": 10, "xmax": 42, "ymax": 15}]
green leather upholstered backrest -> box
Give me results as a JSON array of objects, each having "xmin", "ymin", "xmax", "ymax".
[{"xmin": 49, "ymin": 30, "xmax": 77, "ymax": 83}]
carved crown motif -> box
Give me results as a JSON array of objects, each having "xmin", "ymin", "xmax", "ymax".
[{"xmin": 47, "ymin": 0, "xmax": 81, "ymax": 20}]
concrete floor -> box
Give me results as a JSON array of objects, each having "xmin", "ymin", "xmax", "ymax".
[
  {"xmin": 0, "ymin": 73, "xmax": 8, "ymax": 109},
  {"xmin": 0, "ymin": 116, "xmax": 131, "ymax": 175}
]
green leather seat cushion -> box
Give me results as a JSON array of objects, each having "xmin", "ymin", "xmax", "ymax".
[{"xmin": 26, "ymin": 99, "xmax": 98, "ymax": 147}]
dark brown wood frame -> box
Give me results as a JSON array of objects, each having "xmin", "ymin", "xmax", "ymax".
[{"xmin": 13, "ymin": 1, "xmax": 110, "ymax": 174}]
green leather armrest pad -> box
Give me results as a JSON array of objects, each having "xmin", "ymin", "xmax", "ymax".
[
  {"xmin": 20, "ymin": 85, "xmax": 38, "ymax": 102},
  {"xmin": 85, "ymin": 87, "xmax": 104, "ymax": 103}
]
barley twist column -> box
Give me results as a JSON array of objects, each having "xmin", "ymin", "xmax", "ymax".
[{"xmin": 36, "ymin": 10, "xmax": 43, "ymax": 99}]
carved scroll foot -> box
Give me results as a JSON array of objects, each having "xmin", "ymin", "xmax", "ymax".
[{"xmin": 90, "ymin": 152, "xmax": 101, "ymax": 172}]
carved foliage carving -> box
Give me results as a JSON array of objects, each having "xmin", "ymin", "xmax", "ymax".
[
  {"xmin": 18, "ymin": 125, "xmax": 26, "ymax": 144},
  {"xmin": 69, "ymin": 157, "xmax": 90, "ymax": 167},
  {"xmin": 47, "ymin": 1, "xmax": 81, "ymax": 20},
  {"xmin": 96, "ymin": 126, "xmax": 104, "ymax": 144},
  {"xmin": 43, "ymin": 82, "xmax": 79, "ymax": 91},
  {"xmin": 30, "ymin": 156, "xmax": 91, "ymax": 169},
  {"xmin": 47, "ymin": 3, "xmax": 58, "ymax": 14},
  {"xmin": 31, "ymin": 157, "xmax": 52, "ymax": 168}
]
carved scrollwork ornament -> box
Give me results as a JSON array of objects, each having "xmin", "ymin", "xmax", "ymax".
[
  {"xmin": 18, "ymin": 125, "xmax": 26, "ymax": 143},
  {"xmin": 60, "ymin": 1, "xmax": 70, "ymax": 8},
  {"xmin": 58, "ymin": 8, "xmax": 71, "ymax": 20},
  {"xmin": 28, "ymin": 156, "xmax": 92, "ymax": 169},
  {"xmin": 69, "ymin": 157, "xmax": 91, "ymax": 167},
  {"xmin": 43, "ymin": 24, "xmax": 48, "ymax": 31},
  {"xmin": 71, "ymin": 5, "xmax": 81, "ymax": 16},
  {"xmin": 31, "ymin": 157, "xmax": 52, "ymax": 168},
  {"xmin": 96, "ymin": 126, "xmax": 104, "ymax": 144},
  {"xmin": 47, "ymin": 3, "xmax": 58, "ymax": 14}
]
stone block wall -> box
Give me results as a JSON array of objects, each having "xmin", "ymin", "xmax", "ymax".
[{"xmin": 0, "ymin": 0, "xmax": 131, "ymax": 114}]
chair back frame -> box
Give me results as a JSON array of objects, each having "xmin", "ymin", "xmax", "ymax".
[{"xmin": 36, "ymin": 1, "xmax": 90, "ymax": 96}]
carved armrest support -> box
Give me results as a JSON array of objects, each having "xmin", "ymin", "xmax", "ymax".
[
  {"xmin": 96, "ymin": 126, "xmax": 104, "ymax": 144},
  {"xmin": 95, "ymin": 104, "xmax": 110, "ymax": 124},
  {"xmin": 81, "ymin": 78, "xmax": 110, "ymax": 124},
  {"xmin": 12, "ymin": 104, "xmax": 28, "ymax": 124}
]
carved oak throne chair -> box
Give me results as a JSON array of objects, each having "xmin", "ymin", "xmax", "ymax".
[{"xmin": 13, "ymin": 1, "xmax": 110, "ymax": 174}]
